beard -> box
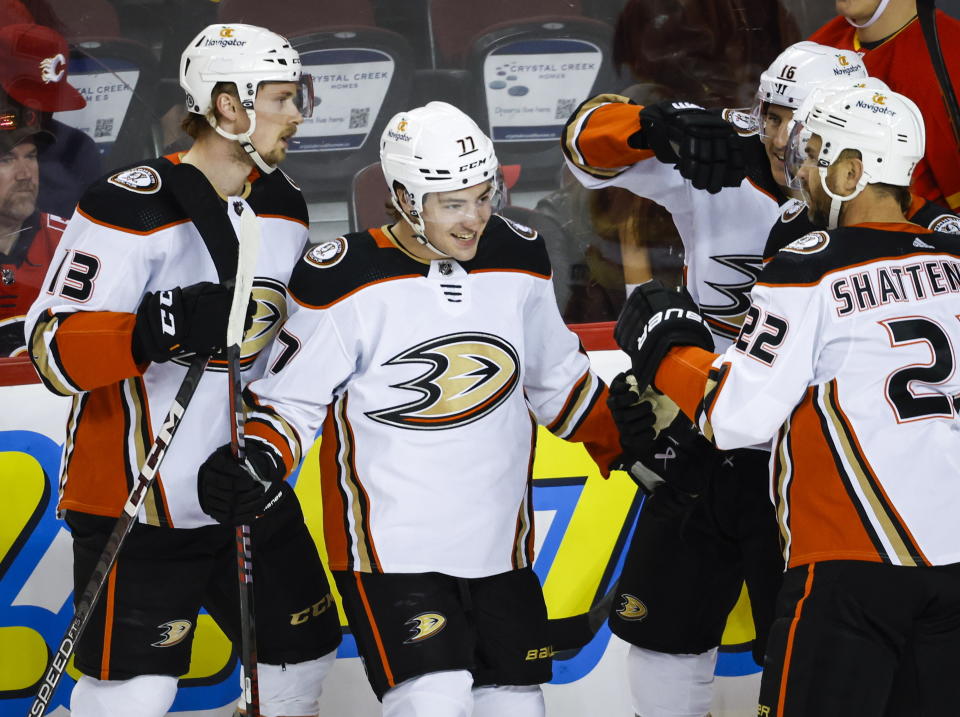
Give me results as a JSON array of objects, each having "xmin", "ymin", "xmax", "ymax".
[{"xmin": 0, "ymin": 183, "xmax": 38, "ymax": 224}]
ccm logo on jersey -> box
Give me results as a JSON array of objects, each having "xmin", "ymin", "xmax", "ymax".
[
  {"xmin": 404, "ymin": 612, "xmax": 447, "ymax": 643},
  {"xmin": 616, "ymin": 594, "xmax": 648, "ymax": 621},
  {"xmin": 366, "ymin": 332, "xmax": 520, "ymax": 430},
  {"xmin": 304, "ymin": 237, "xmax": 348, "ymax": 268},
  {"xmin": 152, "ymin": 620, "xmax": 193, "ymax": 647},
  {"xmin": 782, "ymin": 231, "xmax": 830, "ymax": 255},
  {"xmin": 107, "ymin": 166, "xmax": 162, "ymax": 194}
]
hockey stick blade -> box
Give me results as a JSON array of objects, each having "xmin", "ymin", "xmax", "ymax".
[{"xmin": 27, "ymin": 353, "xmax": 209, "ymax": 717}]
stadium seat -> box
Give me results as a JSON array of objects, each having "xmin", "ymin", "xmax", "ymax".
[
  {"xmin": 426, "ymin": 0, "xmax": 617, "ymax": 190},
  {"xmin": 216, "ymin": 0, "xmax": 414, "ymax": 201}
]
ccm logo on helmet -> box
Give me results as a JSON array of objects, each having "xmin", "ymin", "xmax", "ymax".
[{"xmin": 459, "ymin": 158, "xmax": 488, "ymax": 171}]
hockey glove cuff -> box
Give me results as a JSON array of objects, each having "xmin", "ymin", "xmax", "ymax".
[{"xmin": 614, "ymin": 280, "xmax": 714, "ymax": 391}]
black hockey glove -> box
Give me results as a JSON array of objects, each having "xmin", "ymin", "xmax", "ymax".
[
  {"xmin": 610, "ymin": 373, "xmax": 717, "ymax": 499},
  {"xmin": 637, "ymin": 101, "xmax": 746, "ymax": 193},
  {"xmin": 197, "ymin": 443, "xmax": 289, "ymax": 525},
  {"xmin": 131, "ymin": 282, "xmax": 255, "ymax": 364},
  {"xmin": 614, "ymin": 280, "xmax": 714, "ymax": 391},
  {"xmin": 607, "ymin": 371, "xmax": 656, "ymax": 467}
]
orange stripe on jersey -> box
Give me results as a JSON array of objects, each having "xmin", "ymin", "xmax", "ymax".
[
  {"xmin": 54, "ymin": 312, "xmax": 143, "ymax": 391},
  {"xmin": 354, "ymin": 572, "xmax": 395, "ymax": 688},
  {"xmin": 60, "ymin": 383, "xmax": 139, "ymax": 517},
  {"xmin": 822, "ymin": 383, "xmax": 929, "ymax": 566},
  {"xmin": 777, "ymin": 563, "xmax": 815, "ymax": 716},
  {"xmin": 471, "ymin": 267, "xmax": 552, "ymax": 280},
  {"xmin": 370, "ymin": 227, "xmax": 396, "ymax": 249},
  {"xmin": 756, "ymin": 250, "xmax": 951, "ymax": 289},
  {"xmin": 245, "ymin": 419, "xmax": 296, "ymax": 476},
  {"xmin": 780, "ymin": 389, "xmax": 881, "ymax": 567},
  {"xmin": 75, "ymin": 206, "xmax": 191, "ymax": 237},
  {"xmin": 319, "ymin": 408, "xmax": 350, "ymax": 571},
  {"xmin": 653, "ymin": 346, "xmax": 718, "ymax": 422},
  {"xmin": 259, "ymin": 213, "xmax": 308, "ymax": 228},
  {"xmin": 572, "ymin": 101, "xmax": 654, "ymax": 169},
  {"xmin": 906, "ymin": 193, "xmax": 927, "ymax": 218},
  {"xmin": 339, "ymin": 396, "xmax": 383, "ymax": 572},
  {"xmin": 547, "ymin": 371, "xmax": 590, "ymax": 433},
  {"xmin": 292, "ymin": 273, "xmax": 424, "ymax": 310},
  {"xmin": 100, "ymin": 561, "xmax": 119, "ymax": 679},
  {"xmin": 745, "ymin": 176, "xmax": 779, "ymax": 203},
  {"xmin": 851, "ymin": 221, "xmax": 931, "ymax": 234}
]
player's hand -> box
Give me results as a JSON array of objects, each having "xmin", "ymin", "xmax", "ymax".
[
  {"xmin": 638, "ymin": 101, "xmax": 746, "ymax": 193},
  {"xmin": 607, "ymin": 372, "xmax": 656, "ymax": 466},
  {"xmin": 131, "ymin": 282, "xmax": 255, "ymax": 364},
  {"xmin": 614, "ymin": 280, "xmax": 714, "ymax": 391},
  {"xmin": 197, "ymin": 443, "xmax": 288, "ymax": 525},
  {"xmin": 613, "ymin": 379, "xmax": 716, "ymax": 498}
]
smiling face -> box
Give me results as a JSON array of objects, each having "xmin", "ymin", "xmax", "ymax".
[
  {"xmin": 416, "ymin": 180, "xmax": 496, "ymax": 261},
  {"xmin": 761, "ymin": 103, "xmax": 795, "ymax": 189},
  {"xmin": 248, "ymin": 81, "xmax": 304, "ymax": 165}
]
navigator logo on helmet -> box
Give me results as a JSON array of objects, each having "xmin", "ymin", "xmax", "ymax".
[
  {"xmin": 380, "ymin": 102, "xmax": 499, "ymax": 257},
  {"xmin": 179, "ymin": 23, "xmax": 314, "ymax": 174},
  {"xmin": 785, "ymin": 85, "xmax": 925, "ymax": 229},
  {"xmin": 752, "ymin": 41, "xmax": 868, "ymax": 139}
]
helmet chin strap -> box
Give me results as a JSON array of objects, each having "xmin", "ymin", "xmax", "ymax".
[
  {"xmin": 390, "ymin": 196, "xmax": 451, "ymax": 258},
  {"xmin": 845, "ymin": 0, "xmax": 892, "ymax": 28},
  {"xmin": 818, "ymin": 167, "xmax": 868, "ymax": 229},
  {"xmin": 211, "ymin": 108, "xmax": 277, "ymax": 175}
]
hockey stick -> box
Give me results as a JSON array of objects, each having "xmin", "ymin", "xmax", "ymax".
[
  {"xmin": 227, "ymin": 203, "xmax": 263, "ymax": 717},
  {"xmin": 163, "ymin": 162, "xmax": 263, "ymax": 716},
  {"xmin": 26, "ymin": 353, "xmax": 210, "ymax": 717},
  {"xmin": 917, "ymin": 0, "xmax": 960, "ymax": 145}
]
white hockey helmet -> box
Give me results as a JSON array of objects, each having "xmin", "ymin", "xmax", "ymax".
[
  {"xmin": 785, "ymin": 85, "xmax": 924, "ymax": 227},
  {"xmin": 753, "ymin": 41, "xmax": 867, "ymax": 137},
  {"xmin": 180, "ymin": 24, "xmax": 314, "ymax": 173},
  {"xmin": 381, "ymin": 101, "xmax": 499, "ymax": 254}
]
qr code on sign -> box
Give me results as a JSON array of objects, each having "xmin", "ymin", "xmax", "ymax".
[
  {"xmin": 555, "ymin": 98, "xmax": 576, "ymax": 120},
  {"xmin": 95, "ymin": 118, "xmax": 114, "ymax": 138},
  {"xmin": 350, "ymin": 107, "xmax": 370, "ymax": 129}
]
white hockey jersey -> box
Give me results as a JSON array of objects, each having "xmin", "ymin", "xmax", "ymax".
[
  {"xmin": 655, "ymin": 223, "xmax": 960, "ymax": 568},
  {"xmin": 26, "ymin": 155, "xmax": 308, "ymax": 528},
  {"xmin": 243, "ymin": 216, "xmax": 621, "ymax": 578},
  {"xmin": 562, "ymin": 95, "xmax": 786, "ymax": 350}
]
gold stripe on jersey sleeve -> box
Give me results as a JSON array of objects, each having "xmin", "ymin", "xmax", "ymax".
[
  {"xmin": 548, "ymin": 371, "xmax": 596, "ymax": 438},
  {"xmin": 561, "ymin": 94, "xmax": 635, "ymax": 180},
  {"xmin": 820, "ymin": 381, "xmax": 926, "ymax": 567},
  {"xmin": 30, "ymin": 312, "xmax": 80, "ymax": 396},
  {"xmin": 60, "ymin": 393, "xmax": 86, "ymax": 508},
  {"xmin": 773, "ymin": 415, "xmax": 796, "ymax": 564},
  {"xmin": 334, "ymin": 395, "xmax": 380, "ymax": 573}
]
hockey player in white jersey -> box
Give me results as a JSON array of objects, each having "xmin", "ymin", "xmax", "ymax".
[
  {"xmin": 195, "ymin": 101, "xmax": 638, "ymax": 717},
  {"xmin": 560, "ymin": 41, "xmax": 869, "ymax": 717},
  {"xmin": 25, "ymin": 24, "xmax": 341, "ymax": 717},
  {"xmin": 616, "ymin": 84, "xmax": 960, "ymax": 717}
]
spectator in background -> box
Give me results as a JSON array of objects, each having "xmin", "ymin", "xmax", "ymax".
[
  {"xmin": 810, "ymin": 0, "xmax": 960, "ymax": 210},
  {"xmin": 0, "ymin": 100, "xmax": 65, "ymax": 357},
  {"xmin": 0, "ymin": 23, "xmax": 101, "ymax": 217}
]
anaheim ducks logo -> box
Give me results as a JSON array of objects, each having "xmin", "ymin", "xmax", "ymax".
[
  {"xmin": 174, "ymin": 277, "xmax": 287, "ymax": 372},
  {"xmin": 782, "ymin": 231, "xmax": 830, "ymax": 255},
  {"xmin": 930, "ymin": 213, "xmax": 960, "ymax": 235},
  {"xmin": 616, "ymin": 594, "xmax": 648, "ymax": 621},
  {"xmin": 366, "ymin": 332, "xmax": 520, "ymax": 430},
  {"xmin": 152, "ymin": 619, "xmax": 193, "ymax": 647},
  {"xmin": 304, "ymin": 237, "xmax": 348, "ymax": 268},
  {"xmin": 404, "ymin": 612, "xmax": 447, "ymax": 644},
  {"xmin": 108, "ymin": 166, "xmax": 161, "ymax": 194},
  {"xmin": 780, "ymin": 198, "xmax": 807, "ymax": 223}
]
